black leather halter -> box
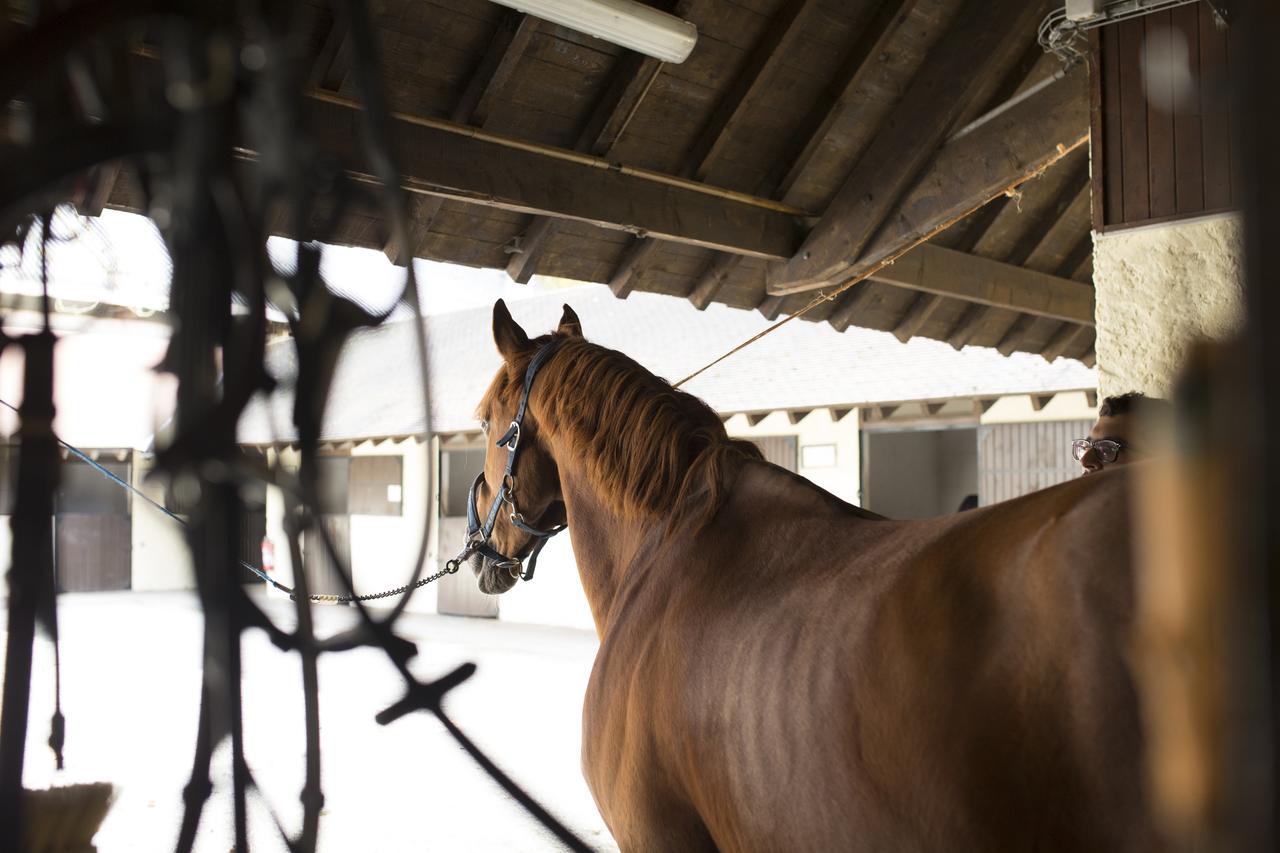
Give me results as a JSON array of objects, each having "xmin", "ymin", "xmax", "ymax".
[{"xmin": 448, "ymin": 338, "xmax": 568, "ymax": 582}]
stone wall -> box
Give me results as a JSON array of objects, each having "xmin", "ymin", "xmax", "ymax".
[{"xmin": 1092, "ymin": 213, "xmax": 1245, "ymax": 398}]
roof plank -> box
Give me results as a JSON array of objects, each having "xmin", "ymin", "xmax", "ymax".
[
  {"xmin": 773, "ymin": 63, "xmax": 1089, "ymax": 295},
  {"xmin": 866, "ymin": 243, "xmax": 1094, "ymax": 325},
  {"xmin": 298, "ymin": 95, "xmax": 800, "ymax": 260},
  {"xmin": 768, "ymin": 0, "xmax": 1054, "ymax": 291}
]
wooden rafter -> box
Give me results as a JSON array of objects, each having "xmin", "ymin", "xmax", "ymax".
[
  {"xmin": 768, "ymin": 0, "xmax": 1054, "ymax": 292},
  {"xmin": 507, "ymin": 0, "xmax": 693, "ymax": 284},
  {"xmin": 867, "ymin": 244, "xmax": 1093, "ymax": 325},
  {"xmin": 686, "ymin": 0, "xmax": 818, "ymax": 182},
  {"xmin": 828, "ymin": 283, "xmax": 874, "ymax": 332},
  {"xmin": 310, "ymin": 15, "xmax": 352, "ymax": 93},
  {"xmin": 293, "ymin": 95, "xmax": 801, "ymax": 262},
  {"xmin": 773, "ymin": 61, "xmax": 1089, "ymax": 295},
  {"xmin": 995, "ymin": 314, "xmax": 1035, "ymax": 356},
  {"xmin": 75, "ymin": 160, "xmax": 121, "ymax": 217},
  {"xmin": 891, "ymin": 293, "xmax": 945, "ymax": 343},
  {"xmin": 687, "ymin": 253, "xmax": 739, "ymax": 310},
  {"xmin": 605, "ymin": 0, "xmax": 819, "ymax": 299},
  {"xmin": 757, "ymin": 295, "xmax": 786, "ymax": 321},
  {"xmin": 944, "ymin": 304, "xmax": 992, "ymax": 350},
  {"xmin": 1004, "ymin": 158, "xmax": 1091, "ymax": 268},
  {"xmin": 1041, "ymin": 322, "xmax": 1090, "ymax": 362},
  {"xmin": 687, "ymin": 0, "xmax": 919, "ymax": 308},
  {"xmin": 385, "ymin": 12, "xmax": 539, "ymax": 265}
]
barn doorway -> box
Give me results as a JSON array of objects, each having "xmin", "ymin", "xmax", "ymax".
[
  {"xmin": 436, "ymin": 445, "xmax": 498, "ymax": 618},
  {"xmin": 861, "ymin": 427, "xmax": 979, "ymax": 519},
  {"xmin": 55, "ymin": 454, "xmax": 132, "ymax": 592}
]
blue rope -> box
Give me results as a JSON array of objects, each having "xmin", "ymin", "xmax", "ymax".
[{"xmin": 0, "ymin": 398, "xmax": 287, "ymax": 591}]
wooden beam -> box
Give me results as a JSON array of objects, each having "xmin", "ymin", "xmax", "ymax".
[
  {"xmin": 746, "ymin": 412, "xmax": 769, "ymax": 427},
  {"xmin": 863, "ymin": 244, "xmax": 1093, "ymax": 325},
  {"xmin": 387, "ymin": 13, "xmax": 538, "ymax": 265},
  {"xmin": 995, "ymin": 314, "xmax": 1035, "ymax": 356},
  {"xmin": 786, "ymin": 410, "xmax": 811, "ymax": 425},
  {"xmin": 1030, "ymin": 394, "xmax": 1054, "ymax": 412},
  {"xmin": 1058, "ymin": 231, "xmax": 1094, "ymax": 281},
  {"xmin": 1085, "ymin": 390, "xmax": 1098, "ymax": 409},
  {"xmin": 758, "ymin": 295, "xmax": 786, "ymax": 321},
  {"xmin": 1080, "ymin": 349, "xmax": 1096, "ymax": 368},
  {"xmin": 685, "ymin": 0, "xmax": 919, "ymax": 307},
  {"xmin": 768, "ymin": 0, "xmax": 1054, "ymax": 291},
  {"xmin": 505, "ymin": 215, "xmax": 559, "ymax": 283},
  {"xmin": 451, "ymin": 13, "xmax": 539, "ymax": 129},
  {"xmin": 1041, "ymin": 322, "xmax": 1090, "ymax": 362},
  {"xmin": 828, "ymin": 283, "xmax": 874, "ymax": 332},
  {"xmin": 507, "ymin": 0, "xmax": 692, "ymax": 284},
  {"xmin": 924, "ymin": 402, "xmax": 946, "ymax": 416},
  {"xmin": 609, "ymin": 239, "xmax": 661, "ymax": 298},
  {"xmin": 772, "ymin": 62, "xmax": 1088, "ymax": 293},
  {"xmin": 772, "ymin": 0, "xmax": 923, "ymax": 201},
  {"xmin": 946, "ymin": 304, "xmax": 991, "ymax": 350},
  {"xmin": 75, "ymin": 160, "xmax": 121, "ymax": 217},
  {"xmin": 310, "ymin": 16, "xmax": 352, "ymax": 92},
  {"xmin": 1005, "ymin": 159, "xmax": 1091, "ymax": 268},
  {"xmin": 974, "ymin": 397, "xmax": 998, "ymax": 414},
  {"xmin": 686, "ymin": 0, "xmax": 818, "ymax": 182},
  {"xmin": 687, "ymin": 254, "xmax": 741, "ymax": 310},
  {"xmin": 831, "ymin": 407, "xmax": 853, "ymax": 422},
  {"xmin": 891, "ymin": 293, "xmax": 944, "ymax": 343},
  {"xmin": 877, "ymin": 404, "xmax": 900, "ymax": 420},
  {"xmin": 296, "ymin": 95, "xmax": 800, "ymax": 260}
]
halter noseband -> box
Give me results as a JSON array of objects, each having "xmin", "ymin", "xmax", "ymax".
[{"xmin": 448, "ymin": 338, "xmax": 568, "ymax": 582}]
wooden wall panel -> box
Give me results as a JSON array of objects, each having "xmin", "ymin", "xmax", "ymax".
[
  {"xmin": 1093, "ymin": 8, "xmax": 1238, "ymax": 230},
  {"xmin": 303, "ymin": 515, "xmax": 351, "ymax": 598},
  {"xmin": 56, "ymin": 514, "xmax": 130, "ymax": 592},
  {"xmin": 750, "ymin": 435, "xmax": 798, "ymax": 473},
  {"xmin": 978, "ymin": 420, "xmax": 1092, "ymax": 505}
]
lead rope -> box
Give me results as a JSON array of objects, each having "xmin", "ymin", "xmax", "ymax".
[{"xmin": 0, "ymin": 398, "xmax": 453, "ymax": 604}]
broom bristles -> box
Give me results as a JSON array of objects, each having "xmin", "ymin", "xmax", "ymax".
[{"xmin": 21, "ymin": 782, "xmax": 115, "ymax": 853}]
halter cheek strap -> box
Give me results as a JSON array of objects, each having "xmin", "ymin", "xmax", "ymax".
[{"xmin": 450, "ymin": 338, "xmax": 568, "ymax": 581}]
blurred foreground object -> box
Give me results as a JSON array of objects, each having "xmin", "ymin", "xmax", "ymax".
[{"xmin": 20, "ymin": 783, "xmax": 114, "ymax": 853}]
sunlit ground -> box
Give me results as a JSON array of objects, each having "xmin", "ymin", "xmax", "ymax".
[{"xmin": 3, "ymin": 590, "xmax": 616, "ymax": 852}]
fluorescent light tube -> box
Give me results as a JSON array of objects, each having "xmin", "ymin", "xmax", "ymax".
[{"xmin": 489, "ymin": 0, "xmax": 698, "ymax": 64}]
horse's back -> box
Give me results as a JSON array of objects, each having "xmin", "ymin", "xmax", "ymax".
[{"xmin": 585, "ymin": 464, "xmax": 1163, "ymax": 852}]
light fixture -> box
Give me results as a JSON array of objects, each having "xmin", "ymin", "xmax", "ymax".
[{"xmin": 488, "ymin": 0, "xmax": 698, "ymax": 64}]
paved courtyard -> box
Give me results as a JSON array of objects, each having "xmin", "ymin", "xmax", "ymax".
[{"xmin": 3, "ymin": 590, "xmax": 617, "ymax": 852}]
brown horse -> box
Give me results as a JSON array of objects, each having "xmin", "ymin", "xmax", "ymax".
[{"xmin": 470, "ymin": 300, "xmax": 1164, "ymax": 852}]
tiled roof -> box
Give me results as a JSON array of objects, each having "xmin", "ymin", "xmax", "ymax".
[{"xmin": 238, "ymin": 284, "xmax": 1096, "ymax": 443}]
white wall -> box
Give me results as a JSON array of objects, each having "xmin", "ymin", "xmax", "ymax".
[
  {"xmin": 980, "ymin": 391, "xmax": 1097, "ymax": 425},
  {"xmin": 1092, "ymin": 213, "xmax": 1245, "ymax": 398},
  {"xmin": 349, "ymin": 439, "xmax": 437, "ymax": 615},
  {"xmin": 725, "ymin": 409, "xmax": 862, "ymax": 505},
  {"xmin": 262, "ymin": 442, "xmax": 439, "ymax": 614},
  {"xmin": 129, "ymin": 451, "xmax": 194, "ymax": 590}
]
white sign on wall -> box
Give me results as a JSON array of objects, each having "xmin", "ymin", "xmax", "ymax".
[{"xmin": 801, "ymin": 444, "xmax": 837, "ymax": 469}]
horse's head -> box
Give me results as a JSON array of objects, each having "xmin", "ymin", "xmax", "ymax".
[{"xmin": 465, "ymin": 299, "xmax": 580, "ymax": 594}]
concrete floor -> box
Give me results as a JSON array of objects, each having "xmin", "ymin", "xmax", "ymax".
[{"xmin": 3, "ymin": 590, "xmax": 618, "ymax": 852}]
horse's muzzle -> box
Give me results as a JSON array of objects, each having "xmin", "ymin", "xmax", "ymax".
[{"xmin": 474, "ymin": 553, "xmax": 521, "ymax": 595}]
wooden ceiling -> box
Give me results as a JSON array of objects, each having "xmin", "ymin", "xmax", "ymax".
[{"xmin": 119, "ymin": 0, "xmax": 1098, "ymax": 362}]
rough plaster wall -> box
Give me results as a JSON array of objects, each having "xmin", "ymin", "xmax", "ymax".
[{"xmin": 1093, "ymin": 214, "xmax": 1244, "ymax": 398}]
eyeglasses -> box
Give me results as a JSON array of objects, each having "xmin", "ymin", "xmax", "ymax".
[{"xmin": 1072, "ymin": 438, "xmax": 1124, "ymax": 464}]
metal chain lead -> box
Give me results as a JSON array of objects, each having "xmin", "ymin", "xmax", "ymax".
[{"xmin": 272, "ymin": 560, "xmax": 462, "ymax": 604}]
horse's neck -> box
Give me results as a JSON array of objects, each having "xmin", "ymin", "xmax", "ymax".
[
  {"xmin": 555, "ymin": 463, "xmax": 646, "ymax": 637},
  {"xmin": 555, "ymin": 451, "xmax": 868, "ymax": 636}
]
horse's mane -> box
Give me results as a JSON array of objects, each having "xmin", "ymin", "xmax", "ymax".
[{"xmin": 481, "ymin": 334, "xmax": 763, "ymax": 531}]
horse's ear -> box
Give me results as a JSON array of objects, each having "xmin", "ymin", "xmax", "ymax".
[
  {"xmin": 492, "ymin": 299, "xmax": 530, "ymax": 359},
  {"xmin": 557, "ymin": 304, "xmax": 582, "ymax": 337}
]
